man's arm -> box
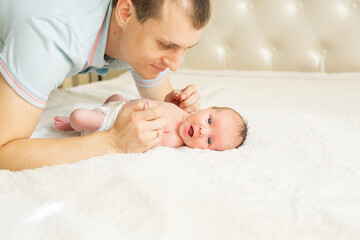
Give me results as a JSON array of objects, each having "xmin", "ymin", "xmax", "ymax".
[
  {"xmin": 0, "ymin": 73, "xmax": 165, "ymax": 171},
  {"xmin": 136, "ymin": 75, "xmax": 173, "ymax": 101}
]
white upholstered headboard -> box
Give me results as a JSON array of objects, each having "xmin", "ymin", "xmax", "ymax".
[
  {"xmin": 180, "ymin": 0, "xmax": 360, "ymax": 72},
  {"xmin": 63, "ymin": 0, "xmax": 360, "ymax": 87}
]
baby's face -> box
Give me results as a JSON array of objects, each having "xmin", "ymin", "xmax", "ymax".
[{"xmin": 178, "ymin": 107, "xmax": 243, "ymax": 150}]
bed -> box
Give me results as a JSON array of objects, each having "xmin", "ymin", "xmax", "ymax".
[{"xmin": 1, "ymin": 0, "xmax": 360, "ymax": 239}]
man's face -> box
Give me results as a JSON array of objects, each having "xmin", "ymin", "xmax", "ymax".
[
  {"xmin": 178, "ymin": 108, "xmax": 243, "ymax": 151},
  {"xmin": 117, "ymin": 2, "xmax": 203, "ymax": 79}
]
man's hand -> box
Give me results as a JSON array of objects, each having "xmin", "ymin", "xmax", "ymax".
[
  {"xmin": 108, "ymin": 101, "xmax": 165, "ymax": 153},
  {"xmin": 164, "ymin": 84, "xmax": 201, "ymax": 113}
]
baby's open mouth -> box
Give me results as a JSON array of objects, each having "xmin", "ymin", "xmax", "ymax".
[{"xmin": 188, "ymin": 126, "xmax": 194, "ymax": 137}]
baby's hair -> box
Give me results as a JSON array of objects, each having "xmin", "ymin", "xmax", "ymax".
[{"xmin": 212, "ymin": 106, "xmax": 248, "ymax": 148}]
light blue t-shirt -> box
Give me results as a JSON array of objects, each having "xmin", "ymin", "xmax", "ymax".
[{"xmin": 0, "ymin": 0, "xmax": 167, "ymax": 108}]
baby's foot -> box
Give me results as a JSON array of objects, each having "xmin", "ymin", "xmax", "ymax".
[{"xmin": 54, "ymin": 116, "xmax": 74, "ymax": 131}]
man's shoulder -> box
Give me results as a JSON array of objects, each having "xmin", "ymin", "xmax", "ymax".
[
  {"xmin": 3, "ymin": 0, "xmax": 111, "ymax": 43},
  {"xmin": 56, "ymin": 0, "xmax": 111, "ymax": 41}
]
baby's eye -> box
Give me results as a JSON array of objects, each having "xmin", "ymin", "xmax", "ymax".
[
  {"xmin": 207, "ymin": 137, "xmax": 211, "ymax": 145},
  {"xmin": 208, "ymin": 117, "xmax": 212, "ymax": 125}
]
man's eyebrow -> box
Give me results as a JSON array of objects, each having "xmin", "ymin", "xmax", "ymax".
[{"xmin": 159, "ymin": 40, "xmax": 199, "ymax": 49}]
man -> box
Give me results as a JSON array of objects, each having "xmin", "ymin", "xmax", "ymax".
[{"xmin": 0, "ymin": 0, "xmax": 211, "ymax": 171}]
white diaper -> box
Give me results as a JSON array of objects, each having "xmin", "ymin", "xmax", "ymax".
[{"xmin": 82, "ymin": 100, "xmax": 127, "ymax": 135}]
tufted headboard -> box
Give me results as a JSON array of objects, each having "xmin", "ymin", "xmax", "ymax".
[
  {"xmin": 62, "ymin": 0, "xmax": 360, "ymax": 87},
  {"xmin": 180, "ymin": 0, "xmax": 360, "ymax": 73}
]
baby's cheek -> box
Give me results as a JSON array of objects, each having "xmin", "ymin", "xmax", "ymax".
[
  {"xmin": 188, "ymin": 139, "xmax": 206, "ymax": 149},
  {"xmin": 199, "ymin": 139, "xmax": 210, "ymax": 149}
]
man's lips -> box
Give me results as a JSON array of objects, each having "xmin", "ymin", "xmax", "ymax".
[
  {"xmin": 152, "ymin": 64, "xmax": 166, "ymax": 72},
  {"xmin": 188, "ymin": 126, "xmax": 194, "ymax": 137}
]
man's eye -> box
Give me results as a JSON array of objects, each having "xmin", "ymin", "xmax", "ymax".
[
  {"xmin": 159, "ymin": 42, "xmax": 171, "ymax": 49},
  {"xmin": 208, "ymin": 117, "xmax": 212, "ymax": 124},
  {"xmin": 207, "ymin": 137, "xmax": 211, "ymax": 145}
]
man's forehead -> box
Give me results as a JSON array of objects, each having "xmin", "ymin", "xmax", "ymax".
[
  {"xmin": 151, "ymin": 17, "xmax": 202, "ymax": 49},
  {"xmin": 144, "ymin": 0, "xmax": 202, "ymax": 46}
]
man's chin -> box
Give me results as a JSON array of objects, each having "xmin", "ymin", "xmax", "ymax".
[{"xmin": 135, "ymin": 69, "xmax": 158, "ymax": 80}]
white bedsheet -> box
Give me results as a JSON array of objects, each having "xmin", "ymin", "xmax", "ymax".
[{"xmin": 1, "ymin": 70, "xmax": 359, "ymax": 239}]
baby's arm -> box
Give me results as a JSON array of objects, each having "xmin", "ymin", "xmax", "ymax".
[{"xmin": 54, "ymin": 108, "xmax": 105, "ymax": 133}]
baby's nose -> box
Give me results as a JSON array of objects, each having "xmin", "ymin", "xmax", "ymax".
[{"xmin": 199, "ymin": 126, "xmax": 207, "ymax": 136}]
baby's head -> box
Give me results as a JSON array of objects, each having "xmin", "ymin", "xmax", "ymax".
[{"xmin": 178, "ymin": 106, "xmax": 248, "ymax": 150}]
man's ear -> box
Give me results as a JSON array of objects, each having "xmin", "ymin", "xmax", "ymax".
[{"xmin": 114, "ymin": 0, "xmax": 133, "ymax": 28}]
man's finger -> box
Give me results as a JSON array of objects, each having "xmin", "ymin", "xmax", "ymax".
[
  {"xmin": 182, "ymin": 102, "xmax": 201, "ymax": 113},
  {"xmin": 165, "ymin": 89, "xmax": 181, "ymax": 102},
  {"xmin": 133, "ymin": 105, "xmax": 165, "ymax": 121},
  {"xmin": 173, "ymin": 89, "xmax": 181, "ymax": 99},
  {"xmin": 121, "ymin": 101, "xmax": 149, "ymax": 115},
  {"xmin": 140, "ymin": 117, "xmax": 166, "ymax": 132},
  {"xmin": 179, "ymin": 91, "xmax": 201, "ymax": 109},
  {"xmin": 180, "ymin": 84, "xmax": 196, "ymax": 100},
  {"xmin": 151, "ymin": 128, "xmax": 164, "ymax": 140},
  {"xmin": 143, "ymin": 101, "xmax": 157, "ymax": 110},
  {"xmin": 145, "ymin": 133, "xmax": 163, "ymax": 150},
  {"xmin": 140, "ymin": 128, "xmax": 164, "ymax": 148}
]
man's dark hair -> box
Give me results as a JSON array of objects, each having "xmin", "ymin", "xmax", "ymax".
[{"xmin": 112, "ymin": 0, "xmax": 211, "ymax": 30}]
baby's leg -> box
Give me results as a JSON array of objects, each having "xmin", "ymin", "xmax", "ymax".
[
  {"xmin": 69, "ymin": 108, "xmax": 105, "ymax": 133},
  {"xmin": 104, "ymin": 94, "xmax": 126, "ymax": 104}
]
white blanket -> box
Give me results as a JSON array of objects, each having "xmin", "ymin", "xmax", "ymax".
[{"xmin": 1, "ymin": 70, "xmax": 360, "ymax": 239}]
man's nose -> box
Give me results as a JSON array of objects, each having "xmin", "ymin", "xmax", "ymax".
[{"xmin": 165, "ymin": 49, "xmax": 183, "ymax": 71}]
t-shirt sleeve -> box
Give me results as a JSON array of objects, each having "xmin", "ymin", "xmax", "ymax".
[
  {"xmin": 0, "ymin": 17, "xmax": 81, "ymax": 108},
  {"xmin": 130, "ymin": 68, "xmax": 169, "ymax": 88}
]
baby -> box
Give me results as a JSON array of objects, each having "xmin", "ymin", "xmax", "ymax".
[{"xmin": 54, "ymin": 94, "xmax": 248, "ymax": 150}]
